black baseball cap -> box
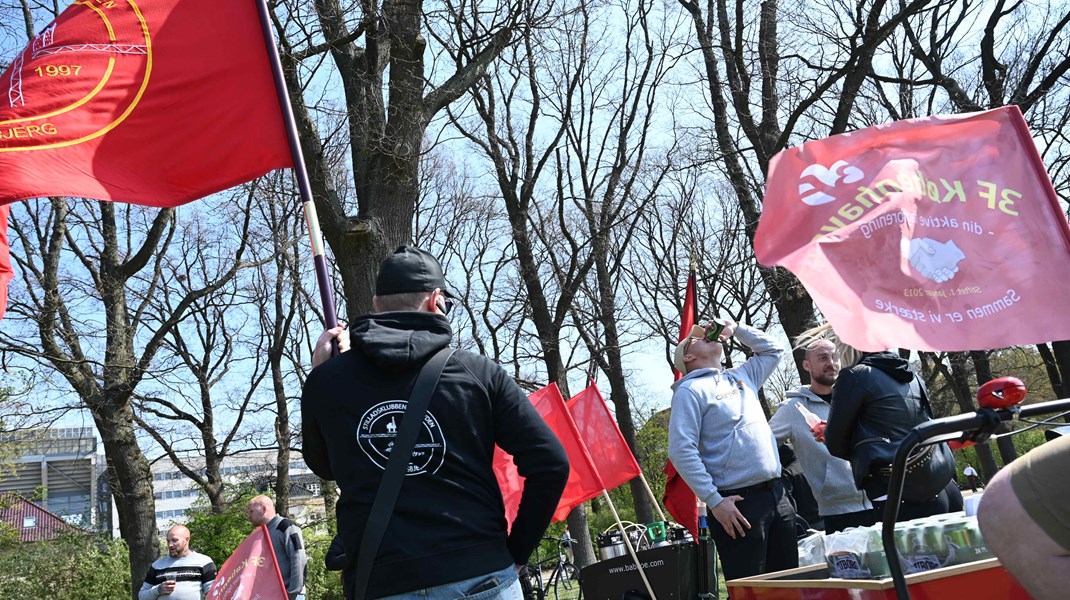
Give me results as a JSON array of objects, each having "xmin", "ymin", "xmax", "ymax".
[{"xmin": 375, "ymin": 245, "xmax": 452, "ymax": 297}]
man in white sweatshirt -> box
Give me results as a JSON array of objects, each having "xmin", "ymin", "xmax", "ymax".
[
  {"xmin": 668, "ymin": 318, "xmax": 795, "ymax": 581},
  {"xmin": 139, "ymin": 525, "xmax": 216, "ymax": 600},
  {"xmin": 769, "ymin": 338, "xmax": 874, "ymax": 533}
]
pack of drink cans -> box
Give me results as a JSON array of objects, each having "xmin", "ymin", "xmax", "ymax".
[{"xmin": 824, "ymin": 512, "xmax": 993, "ymax": 579}]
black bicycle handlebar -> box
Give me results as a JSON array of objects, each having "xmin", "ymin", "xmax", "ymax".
[{"xmin": 885, "ymin": 398, "xmax": 1070, "ymax": 599}]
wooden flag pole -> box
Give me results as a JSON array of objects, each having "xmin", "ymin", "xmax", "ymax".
[
  {"xmin": 602, "ymin": 490, "xmax": 659, "ymax": 600},
  {"xmin": 637, "ymin": 471, "xmax": 667, "ymax": 522}
]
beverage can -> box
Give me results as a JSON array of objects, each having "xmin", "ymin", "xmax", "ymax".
[{"xmin": 703, "ymin": 318, "xmax": 727, "ymax": 341}]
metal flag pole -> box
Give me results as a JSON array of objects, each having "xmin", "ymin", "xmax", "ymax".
[{"xmin": 253, "ymin": 0, "xmax": 339, "ymax": 333}]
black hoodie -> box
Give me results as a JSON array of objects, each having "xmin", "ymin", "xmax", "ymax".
[
  {"xmin": 301, "ymin": 312, "xmax": 569, "ymax": 597},
  {"xmin": 824, "ymin": 351, "xmax": 930, "ymax": 461}
]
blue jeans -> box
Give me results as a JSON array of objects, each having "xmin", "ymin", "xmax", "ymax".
[{"xmin": 375, "ymin": 565, "xmax": 522, "ymax": 600}]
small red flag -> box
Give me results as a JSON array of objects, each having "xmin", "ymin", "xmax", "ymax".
[
  {"xmin": 0, "ymin": 205, "xmax": 11, "ymax": 321},
  {"xmin": 755, "ymin": 106, "xmax": 1070, "ymax": 351},
  {"xmin": 494, "ymin": 383, "xmax": 605, "ymax": 525},
  {"xmin": 566, "ymin": 384, "xmax": 641, "ymax": 492},
  {"xmin": 664, "ymin": 269, "xmax": 700, "ymax": 536},
  {"xmin": 673, "ymin": 270, "xmax": 698, "ymax": 381},
  {"xmin": 207, "ymin": 524, "xmax": 288, "ymax": 600},
  {"xmin": 663, "ymin": 460, "xmax": 699, "ymax": 540},
  {"xmin": 0, "ymin": 0, "xmax": 292, "ymax": 207}
]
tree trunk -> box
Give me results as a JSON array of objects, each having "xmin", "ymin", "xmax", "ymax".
[
  {"xmin": 971, "ymin": 351, "xmax": 1018, "ymax": 465},
  {"xmin": 1052, "ymin": 341, "xmax": 1070, "ymax": 423},
  {"xmin": 946, "ymin": 352, "xmax": 997, "ymax": 480},
  {"xmin": 94, "ymin": 400, "xmax": 158, "ymax": 599},
  {"xmin": 322, "ymin": 478, "xmax": 339, "ymax": 535},
  {"xmin": 566, "ymin": 507, "xmax": 596, "ymax": 568},
  {"xmin": 1036, "ymin": 343, "xmax": 1068, "ymax": 398},
  {"xmin": 272, "ymin": 353, "xmax": 292, "ymax": 516}
]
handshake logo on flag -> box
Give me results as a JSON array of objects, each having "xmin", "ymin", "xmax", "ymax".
[{"xmin": 901, "ymin": 238, "xmax": 966, "ymax": 284}]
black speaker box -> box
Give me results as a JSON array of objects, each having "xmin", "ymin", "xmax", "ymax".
[{"xmin": 579, "ymin": 542, "xmax": 717, "ymax": 600}]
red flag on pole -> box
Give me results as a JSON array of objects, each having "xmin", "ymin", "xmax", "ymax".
[
  {"xmin": 565, "ymin": 384, "xmax": 642, "ymax": 491},
  {"xmin": 0, "ymin": 205, "xmax": 11, "ymax": 321},
  {"xmin": 673, "ymin": 270, "xmax": 698, "ymax": 381},
  {"xmin": 206, "ymin": 524, "xmax": 288, "ymax": 600},
  {"xmin": 494, "ymin": 383, "xmax": 605, "ymax": 525},
  {"xmin": 755, "ymin": 106, "xmax": 1070, "ymax": 351},
  {"xmin": 664, "ymin": 269, "xmax": 699, "ymax": 537},
  {"xmin": 0, "ymin": 0, "xmax": 292, "ymax": 207}
]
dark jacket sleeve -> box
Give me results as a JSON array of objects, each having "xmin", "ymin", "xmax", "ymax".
[
  {"xmin": 301, "ymin": 369, "xmax": 334, "ymax": 480},
  {"xmin": 825, "ymin": 367, "xmax": 867, "ymax": 460},
  {"xmin": 491, "ymin": 367, "xmax": 569, "ymax": 566},
  {"xmin": 325, "ymin": 535, "xmax": 347, "ymax": 571}
]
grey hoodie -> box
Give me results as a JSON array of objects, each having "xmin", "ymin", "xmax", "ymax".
[
  {"xmin": 667, "ymin": 324, "xmax": 784, "ymax": 508},
  {"xmin": 769, "ymin": 387, "xmax": 871, "ymax": 517}
]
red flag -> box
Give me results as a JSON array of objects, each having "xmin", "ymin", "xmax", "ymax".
[
  {"xmin": 206, "ymin": 524, "xmax": 288, "ymax": 600},
  {"xmin": 674, "ymin": 270, "xmax": 698, "ymax": 381},
  {"xmin": 492, "ymin": 444, "xmax": 525, "ymax": 528},
  {"xmin": 566, "ymin": 384, "xmax": 641, "ymax": 492},
  {"xmin": 0, "ymin": 0, "xmax": 291, "ymax": 207},
  {"xmin": 0, "ymin": 205, "xmax": 11, "ymax": 321},
  {"xmin": 494, "ymin": 383, "xmax": 605, "ymax": 525},
  {"xmin": 755, "ymin": 106, "xmax": 1070, "ymax": 351},
  {"xmin": 663, "ymin": 460, "xmax": 698, "ymax": 539},
  {"xmin": 664, "ymin": 269, "xmax": 700, "ymax": 537}
]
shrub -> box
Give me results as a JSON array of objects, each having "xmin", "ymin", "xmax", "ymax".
[{"xmin": 0, "ymin": 533, "xmax": 130, "ymax": 600}]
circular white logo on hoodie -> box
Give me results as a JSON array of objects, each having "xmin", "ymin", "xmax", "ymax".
[{"xmin": 356, "ymin": 401, "xmax": 446, "ymax": 475}]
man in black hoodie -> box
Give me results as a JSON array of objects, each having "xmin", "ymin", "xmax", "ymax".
[{"xmin": 301, "ymin": 246, "xmax": 569, "ymax": 600}]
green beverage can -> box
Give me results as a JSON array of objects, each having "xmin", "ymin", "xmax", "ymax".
[
  {"xmin": 923, "ymin": 524, "xmax": 949, "ymax": 565},
  {"xmin": 863, "ymin": 528, "xmax": 890, "ymax": 577}
]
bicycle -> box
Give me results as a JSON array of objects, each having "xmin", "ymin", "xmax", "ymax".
[{"xmin": 521, "ymin": 536, "xmax": 580, "ymax": 600}]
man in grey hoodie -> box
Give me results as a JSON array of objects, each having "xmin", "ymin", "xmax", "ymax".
[
  {"xmin": 667, "ymin": 318, "xmax": 796, "ymax": 581},
  {"xmin": 769, "ymin": 338, "xmax": 874, "ymax": 534}
]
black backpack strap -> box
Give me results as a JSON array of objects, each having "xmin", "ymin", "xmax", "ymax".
[{"xmin": 351, "ymin": 346, "xmax": 454, "ymax": 600}]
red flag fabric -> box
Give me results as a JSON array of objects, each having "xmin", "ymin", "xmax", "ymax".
[
  {"xmin": 206, "ymin": 524, "xmax": 288, "ymax": 600},
  {"xmin": 664, "ymin": 270, "xmax": 700, "ymax": 537},
  {"xmin": 755, "ymin": 106, "xmax": 1070, "ymax": 351},
  {"xmin": 492, "ymin": 444, "xmax": 525, "ymax": 528},
  {"xmin": 566, "ymin": 384, "xmax": 642, "ymax": 491},
  {"xmin": 673, "ymin": 270, "xmax": 698, "ymax": 381},
  {"xmin": 0, "ymin": 0, "xmax": 292, "ymax": 207},
  {"xmin": 494, "ymin": 383, "xmax": 605, "ymax": 525},
  {"xmin": 0, "ymin": 205, "xmax": 11, "ymax": 321},
  {"xmin": 663, "ymin": 460, "xmax": 698, "ymax": 540}
]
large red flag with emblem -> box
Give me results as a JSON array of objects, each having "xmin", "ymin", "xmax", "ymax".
[
  {"xmin": 494, "ymin": 383, "xmax": 604, "ymax": 525},
  {"xmin": 565, "ymin": 384, "xmax": 642, "ymax": 492},
  {"xmin": 206, "ymin": 524, "xmax": 288, "ymax": 600},
  {"xmin": 0, "ymin": 205, "xmax": 12, "ymax": 321},
  {"xmin": 755, "ymin": 106, "xmax": 1070, "ymax": 351},
  {"xmin": 664, "ymin": 269, "xmax": 700, "ymax": 538},
  {"xmin": 0, "ymin": 0, "xmax": 291, "ymax": 207}
]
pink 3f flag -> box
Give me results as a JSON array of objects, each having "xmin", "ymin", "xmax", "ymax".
[
  {"xmin": 207, "ymin": 524, "xmax": 288, "ymax": 600},
  {"xmin": 755, "ymin": 106, "xmax": 1070, "ymax": 351},
  {"xmin": 0, "ymin": 0, "xmax": 292, "ymax": 206}
]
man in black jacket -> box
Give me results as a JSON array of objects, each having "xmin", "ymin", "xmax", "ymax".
[
  {"xmin": 824, "ymin": 350, "xmax": 955, "ymax": 521},
  {"xmin": 302, "ymin": 246, "xmax": 570, "ymax": 600}
]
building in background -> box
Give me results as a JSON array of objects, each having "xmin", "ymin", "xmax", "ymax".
[
  {"xmin": 0, "ymin": 427, "xmax": 110, "ymax": 532},
  {"xmin": 151, "ymin": 450, "xmax": 322, "ymax": 535}
]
